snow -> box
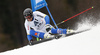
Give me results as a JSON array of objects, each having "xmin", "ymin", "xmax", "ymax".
[{"xmin": 0, "ymin": 23, "xmax": 100, "ymax": 55}]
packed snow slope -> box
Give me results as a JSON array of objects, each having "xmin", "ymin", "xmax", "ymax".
[{"xmin": 0, "ymin": 24, "xmax": 100, "ymax": 55}]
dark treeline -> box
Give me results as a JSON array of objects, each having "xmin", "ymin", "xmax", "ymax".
[{"xmin": 0, "ymin": 0, "xmax": 100, "ymax": 52}]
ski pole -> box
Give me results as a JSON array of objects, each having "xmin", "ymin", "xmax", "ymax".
[
  {"xmin": 46, "ymin": 5, "xmax": 58, "ymax": 29},
  {"xmin": 56, "ymin": 6, "xmax": 94, "ymax": 26}
]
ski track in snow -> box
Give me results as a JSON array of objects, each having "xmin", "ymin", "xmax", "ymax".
[{"xmin": 0, "ymin": 23, "xmax": 100, "ymax": 55}]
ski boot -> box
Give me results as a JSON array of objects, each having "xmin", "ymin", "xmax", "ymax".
[
  {"xmin": 67, "ymin": 29, "xmax": 75, "ymax": 34},
  {"xmin": 44, "ymin": 33, "xmax": 55, "ymax": 39},
  {"xmin": 44, "ymin": 33, "xmax": 62, "ymax": 39}
]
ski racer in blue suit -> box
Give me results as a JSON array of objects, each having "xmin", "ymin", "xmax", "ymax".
[{"xmin": 23, "ymin": 8, "xmax": 73, "ymax": 45}]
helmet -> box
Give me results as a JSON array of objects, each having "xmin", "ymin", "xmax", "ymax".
[{"xmin": 23, "ymin": 8, "xmax": 33, "ymax": 19}]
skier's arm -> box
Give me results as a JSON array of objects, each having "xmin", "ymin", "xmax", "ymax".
[{"xmin": 24, "ymin": 22, "xmax": 33, "ymax": 41}]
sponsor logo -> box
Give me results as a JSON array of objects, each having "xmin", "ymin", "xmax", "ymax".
[
  {"xmin": 35, "ymin": 3, "xmax": 45, "ymax": 9},
  {"xmin": 35, "ymin": 33, "xmax": 38, "ymax": 36},
  {"xmin": 57, "ymin": 29, "xmax": 62, "ymax": 34}
]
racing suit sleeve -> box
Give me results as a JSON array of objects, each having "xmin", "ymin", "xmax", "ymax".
[{"xmin": 24, "ymin": 21, "xmax": 33, "ymax": 41}]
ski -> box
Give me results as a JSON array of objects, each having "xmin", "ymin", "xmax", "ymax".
[
  {"xmin": 31, "ymin": 29, "xmax": 90, "ymax": 45},
  {"xmin": 30, "ymin": 35, "xmax": 61, "ymax": 45},
  {"xmin": 66, "ymin": 29, "xmax": 90, "ymax": 37}
]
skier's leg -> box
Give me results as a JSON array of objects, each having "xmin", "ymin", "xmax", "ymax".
[
  {"xmin": 44, "ymin": 15, "xmax": 50, "ymax": 24},
  {"xmin": 27, "ymin": 35, "xmax": 33, "ymax": 45},
  {"xmin": 51, "ymin": 28, "xmax": 75, "ymax": 34},
  {"xmin": 27, "ymin": 35, "xmax": 33, "ymax": 41},
  {"xmin": 49, "ymin": 28, "xmax": 67, "ymax": 39},
  {"xmin": 51, "ymin": 28, "xmax": 67, "ymax": 34}
]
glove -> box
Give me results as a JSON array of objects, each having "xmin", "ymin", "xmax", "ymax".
[{"xmin": 44, "ymin": 33, "xmax": 54, "ymax": 39}]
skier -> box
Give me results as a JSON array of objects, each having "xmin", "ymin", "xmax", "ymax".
[{"xmin": 23, "ymin": 8, "xmax": 74, "ymax": 45}]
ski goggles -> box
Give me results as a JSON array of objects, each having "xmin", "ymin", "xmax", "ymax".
[
  {"xmin": 25, "ymin": 15, "xmax": 33, "ymax": 19},
  {"xmin": 25, "ymin": 16, "xmax": 32, "ymax": 19},
  {"xmin": 24, "ymin": 13, "xmax": 33, "ymax": 19}
]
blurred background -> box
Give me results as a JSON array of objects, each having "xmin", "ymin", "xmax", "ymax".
[{"xmin": 0, "ymin": 0, "xmax": 100, "ymax": 52}]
